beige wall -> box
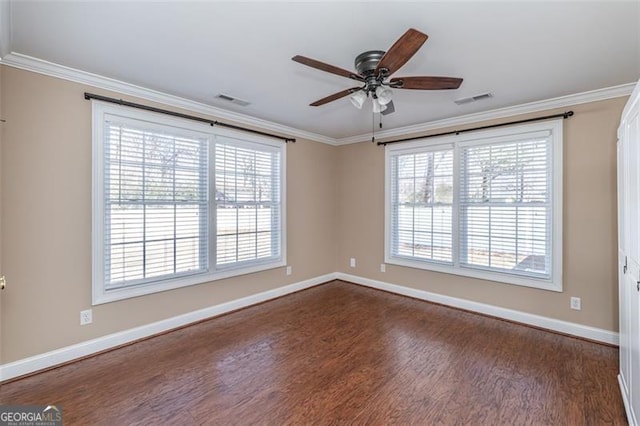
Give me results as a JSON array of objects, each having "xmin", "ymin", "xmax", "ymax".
[
  {"xmin": 0, "ymin": 63, "xmax": 627, "ymax": 364},
  {"xmin": 0, "ymin": 66, "xmax": 337, "ymax": 363},
  {"xmin": 336, "ymin": 97, "xmax": 626, "ymax": 332}
]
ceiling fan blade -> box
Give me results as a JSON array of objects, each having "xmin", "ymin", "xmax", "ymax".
[
  {"xmin": 376, "ymin": 29, "xmax": 428, "ymax": 76},
  {"xmin": 391, "ymin": 76, "xmax": 463, "ymax": 90},
  {"xmin": 381, "ymin": 100, "xmax": 395, "ymax": 116},
  {"xmin": 310, "ymin": 87, "xmax": 361, "ymax": 106},
  {"xmin": 292, "ymin": 55, "xmax": 363, "ymax": 81}
]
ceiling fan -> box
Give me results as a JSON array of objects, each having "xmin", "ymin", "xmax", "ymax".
[{"xmin": 292, "ymin": 28, "xmax": 463, "ymax": 115}]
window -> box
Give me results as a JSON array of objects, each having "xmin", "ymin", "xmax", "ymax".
[
  {"xmin": 92, "ymin": 102, "xmax": 285, "ymax": 304},
  {"xmin": 390, "ymin": 147, "xmax": 454, "ymax": 263},
  {"xmin": 102, "ymin": 118, "xmax": 209, "ymax": 289},
  {"xmin": 386, "ymin": 120, "xmax": 562, "ymax": 291},
  {"xmin": 214, "ymin": 136, "xmax": 283, "ymax": 269}
]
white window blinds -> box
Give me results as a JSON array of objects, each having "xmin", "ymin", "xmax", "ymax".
[
  {"xmin": 93, "ymin": 102, "xmax": 287, "ymax": 304},
  {"xmin": 103, "ymin": 120, "xmax": 209, "ymax": 289},
  {"xmin": 214, "ymin": 137, "xmax": 283, "ymax": 268},
  {"xmin": 385, "ymin": 120, "xmax": 562, "ymax": 291},
  {"xmin": 390, "ymin": 148, "xmax": 454, "ymax": 263},
  {"xmin": 459, "ymin": 135, "xmax": 552, "ymax": 279}
]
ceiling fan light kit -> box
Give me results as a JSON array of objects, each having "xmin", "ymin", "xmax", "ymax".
[
  {"xmin": 372, "ymin": 98, "xmax": 387, "ymax": 113},
  {"xmin": 375, "ymin": 86, "xmax": 393, "ymax": 106},
  {"xmin": 350, "ymin": 90, "xmax": 367, "ymax": 109},
  {"xmin": 292, "ymin": 28, "xmax": 463, "ymax": 116}
]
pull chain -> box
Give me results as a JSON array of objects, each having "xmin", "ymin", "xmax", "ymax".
[{"xmin": 371, "ymin": 110, "xmax": 375, "ymax": 143}]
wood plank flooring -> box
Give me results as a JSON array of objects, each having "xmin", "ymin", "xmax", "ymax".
[{"xmin": 0, "ymin": 280, "xmax": 627, "ymax": 425}]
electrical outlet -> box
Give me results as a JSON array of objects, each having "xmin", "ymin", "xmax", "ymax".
[
  {"xmin": 350, "ymin": 258, "xmax": 356, "ymax": 268},
  {"xmin": 286, "ymin": 266, "xmax": 292, "ymax": 276},
  {"xmin": 380, "ymin": 263, "xmax": 386, "ymax": 272},
  {"xmin": 570, "ymin": 297, "xmax": 581, "ymax": 311},
  {"xmin": 80, "ymin": 309, "xmax": 93, "ymax": 325}
]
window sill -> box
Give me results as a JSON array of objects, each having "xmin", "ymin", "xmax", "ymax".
[
  {"xmin": 92, "ymin": 259, "xmax": 286, "ymax": 305},
  {"xmin": 384, "ymin": 255, "xmax": 562, "ymax": 292}
]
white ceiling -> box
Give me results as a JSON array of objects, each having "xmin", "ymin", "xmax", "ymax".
[{"xmin": 3, "ymin": 1, "xmax": 640, "ymax": 140}]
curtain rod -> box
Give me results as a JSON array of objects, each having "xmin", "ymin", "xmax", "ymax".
[
  {"xmin": 377, "ymin": 111, "xmax": 574, "ymax": 146},
  {"xmin": 84, "ymin": 92, "xmax": 296, "ymax": 143}
]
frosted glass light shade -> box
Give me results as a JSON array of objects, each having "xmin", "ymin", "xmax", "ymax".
[
  {"xmin": 372, "ymin": 98, "xmax": 387, "ymax": 113},
  {"xmin": 375, "ymin": 86, "xmax": 393, "ymax": 105},
  {"xmin": 350, "ymin": 91, "xmax": 366, "ymax": 109}
]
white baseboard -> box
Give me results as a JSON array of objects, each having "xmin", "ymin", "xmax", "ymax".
[
  {"xmin": 335, "ymin": 272, "xmax": 619, "ymax": 346},
  {"xmin": 0, "ymin": 273, "xmax": 336, "ymax": 382},
  {"xmin": 1, "ymin": 271, "xmax": 619, "ymax": 382},
  {"xmin": 619, "ymin": 374, "xmax": 637, "ymax": 426}
]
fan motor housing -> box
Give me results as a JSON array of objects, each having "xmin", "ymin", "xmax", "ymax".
[{"xmin": 354, "ymin": 50, "xmax": 385, "ymax": 76}]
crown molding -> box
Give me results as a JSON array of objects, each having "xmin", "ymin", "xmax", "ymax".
[
  {"xmin": 337, "ymin": 82, "xmax": 636, "ymax": 145},
  {"xmin": 0, "ymin": 52, "xmax": 337, "ymax": 145},
  {"xmin": 1, "ymin": 52, "xmax": 634, "ymax": 147}
]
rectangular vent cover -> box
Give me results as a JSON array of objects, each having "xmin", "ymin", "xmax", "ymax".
[
  {"xmin": 454, "ymin": 92, "xmax": 493, "ymax": 105},
  {"xmin": 215, "ymin": 94, "xmax": 251, "ymax": 107}
]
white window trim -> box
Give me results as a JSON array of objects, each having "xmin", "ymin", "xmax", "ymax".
[
  {"xmin": 92, "ymin": 101, "xmax": 286, "ymax": 305},
  {"xmin": 384, "ymin": 119, "xmax": 563, "ymax": 292}
]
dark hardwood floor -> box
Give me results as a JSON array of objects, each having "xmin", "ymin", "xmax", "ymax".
[{"xmin": 0, "ymin": 280, "xmax": 627, "ymax": 425}]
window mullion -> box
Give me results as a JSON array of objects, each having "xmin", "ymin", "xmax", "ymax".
[
  {"xmin": 452, "ymin": 144, "xmax": 460, "ymax": 268},
  {"xmin": 254, "ymin": 151, "xmax": 258, "ymax": 260},
  {"xmin": 271, "ymin": 151, "xmax": 279, "ymax": 258},
  {"xmin": 412, "ymin": 155, "xmax": 416, "ymax": 258},
  {"xmin": 212, "ymin": 136, "xmax": 218, "ymax": 270},
  {"xmin": 173, "ymin": 136, "xmax": 177, "ymax": 275},
  {"xmin": 234, "ymin": 147, "xmax": 239, "ymax": 263},
  {"xmin": 142, "ymin": 132, "xmax": 147, "ymax": 279},
  {"xmin": 429, "ymin": 153, "xmax": 434, "ymax": 260},
  {"xmin": 488, "ymin": 146, "xmax": 493, "ymax": 269},
  {"xmin": 515, "ymin": 144, "xmax": 520, "ymax": 265}
]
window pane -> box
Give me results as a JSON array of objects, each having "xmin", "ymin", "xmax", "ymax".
[
  {"xmin": 215, "ymin": 138, "xmax": 282, "ymax": 269},
  {"xmin": 176, "ymin": 237, "xmax": 202, "ymax": 273},
  {"xmin": 216, "ymin": 234, "xmax": 237, "ymax": 265},
  {"xmin": 396, "ymin": 229, "xmax": 414, "ymax": 257},
  {"xmin": 109, "ymin": 241, "xmax": 144, "ymax": 286},
  {"xmin": 104, "ymin": 121, "xmax": 208, "ymax": 288},
  {"xmin": 390, "ymin": 149, "xmax": 453, "ymax": 263},
  {"xmin": 460, "ymin": 138, "xmax": 551, "ymax": 279},
  {"xmin": 145, "ymin": 239, "xmax": 175, "ymax": 278},
  {"xmin": 257, "ymin": 232, "xmax": 273, "ymax": 258}
]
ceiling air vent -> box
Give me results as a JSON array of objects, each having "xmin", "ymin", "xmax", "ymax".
[
  {"xmin": 215, "ymin": 94, "xmax": 251, "ymax": 107},
  {"xmin": 454, "ymin": 92, "xmax": 493, "ymax": 105}
]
